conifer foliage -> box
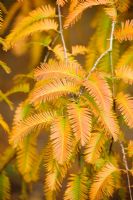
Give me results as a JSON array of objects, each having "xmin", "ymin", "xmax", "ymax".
[{"xmin": 0, "ymin": 0, "xmax": 133, "ymax": 199}]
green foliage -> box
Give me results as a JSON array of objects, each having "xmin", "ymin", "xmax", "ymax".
[
  {"xmin": 0, "ymin": 172, "xmax": 11, "ymax": 200},
  {"xmin": 0, "ymin": 61, "xmax": 11, "ymax": 74}
]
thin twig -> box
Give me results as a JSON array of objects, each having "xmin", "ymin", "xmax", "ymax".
[
  {"xmin": 109, "ymin": 21, "xmax": 116, "ymax": 97},
  {"xmin": 86, "ymin": 21, "xmax": 115, "ymax": 79},
  {"xmin": 109, "ymin": 137, "xmax": 113, "ymax": 154},
  {"xmin": 108, "ymin": 22, "xmax": 116, "ymax": 154},
  {"xmin": 43, "ymin": 34, "xmax": 59, "ymax": 63},
  {"xmin": 57, "ymin": 4, "xmax": 68, "ymax": 63},
  {"xmin": 120, "ymin": 142, "xmax": 133, "ymax": 200}
]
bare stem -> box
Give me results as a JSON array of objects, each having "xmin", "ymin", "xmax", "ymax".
[
  {"xmin": 109, "ymin": 21, "xmax": 116, "ymax": 97},
  {"xmin": 86, "ymin": 21, "xmax": 115, "ymax": 79},
  {"xmin": 43, "ymin": 34, "xmax": 59, "ymax": 63},
  {"xmin": 57, "ymin": 4, "xmax": 68, "ymax": 62},
  {"xmin": 120, "ymin": 142, "xmax": 133, "ymax": 200},
  {"xmin": 108, "ymin": 22, "xmax": 116, "ymax": 154}
]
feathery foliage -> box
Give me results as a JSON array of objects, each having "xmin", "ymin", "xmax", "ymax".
[
  {"xmin": 0, "ymin": 9, "xmax": 3, "ymax": 29},
  {"xmin": 83, "ymin": 72, "xmax": 112, "ymax": 110},
  {"xmin": 0, "ymin": 173, "xmax": 11, "ymax": 200},
  {"xmin": 16, "ymin": 135, "xmax": 38, "ymax": 182},
  {"xmin": 127, "ymin": 140, "xmax": 133, "ymax": 158},
  {"xmin": 64, "ymin": 173, "xmax": 88, "ymax": 200},
  {"xmin": 115, "ymin": 65, "xmax": 133, "ymax": 85},
  {"xmin": 64, "ymin": 0, "xmax": 109, "ymax": 28},
  {"xmin": 34, "ymin": 60, "xmax": 85, "ymax": 83},
  {"xmin": 89, "ymin": 163, "xmax": 119, "ymax": 200},
  {"xmin": 4, "ymin": 5, "xmax": 57, "ymax": 50},
  {"xmin": 0, "ymin": 61, "xmax": 11, "ymax": 74},
  {"xmin": 10, "ymin": 111, "xmax": 56, "ymax": 146},
  {"xmin": 57, "ymin": 0, "xmax": 68, "ymax": 7},
  {"xmin": 84, "ymin": 131, "xmax": 106, "ymax": 164},
  {"xmin": 0, "ymin": 115, "xmax": 9, "ymax": 134},
  {"xmin": 116, "ymin": 92, "xmax": 133, "ymax": 128},
  {"xmin": 71, "ymin": 45, "xmax": 87, "ymax": 56},
  {"xmin": 115, "ymin": 20, "xmax": 133, "ymax": 42},
  {"xmin": 51, "ymin": 116, "xmax": 73, "ymax": 164},
  {"xmin": 29, "ymin": 79, "xmax": 80, "ymax": 104},
  {"xmin": 44, "ymin": 143, "xmax": 67, "ymax": 196},
  {"xmin": 68, "ymin": 102, "xmax": 92, "ymax": 146}
]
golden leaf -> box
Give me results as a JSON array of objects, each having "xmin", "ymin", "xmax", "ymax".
[
  {"xmin": 115, "ymin": 65, "xmax": 133, "ymax": 85},
  {"xmin": 115, "ymin": 20, "xmax": 133, "ymax": 42},
  {"xmin": 68, "ymin": 102, "xmax": 92, "ymax": 146},
  {"xmin": 10, "ymin": 111, "xmax": 56, "ymax": 147},
  {"xmin": 34, "ymin": 59, "xmax": 85, "ymax": 83},
  {"xmin": 90, "ymin": 163, "xmax": 119, "ymax": 200},
  {"xmin": 116, "ymin": 92, "xmax": 133, "ymax": 128},
  {"xmin": 84, "ymin": 131, "xmax": 105, "ymax": 164},
  {"xmin": 50, "ymin": 116, "xmax": 73, "ymax": 164}
]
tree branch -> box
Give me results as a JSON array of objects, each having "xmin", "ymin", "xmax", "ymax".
[
  {"xmin": 57, "ymin": 4, "xmax": 68, "ymax": 63},
  {"xmin": 120, "ymin": 142, "xmax": 133, "ymax": 200},
  {"xmin": 108, "ymin": 22, "xmax": 116, "ymax": 154},
  {"xmin": 86, "ymin": 21, "xmax": 115, "ymax": 79},
  {"xmin": 109, "ymin": 22, "xmax": 115, "ymax": 97}
]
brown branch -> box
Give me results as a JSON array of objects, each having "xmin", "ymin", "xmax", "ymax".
[
  {"xmin": 57, "ymin": 4, "xmax": 68, "ymax": 63},
  {"xmin": 120, "ymin": 142, "xmax": 133, "ymax": 200},
  {"xmin": 86, "ymin": 21, "xmax": 116, "ymax": 79}
]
